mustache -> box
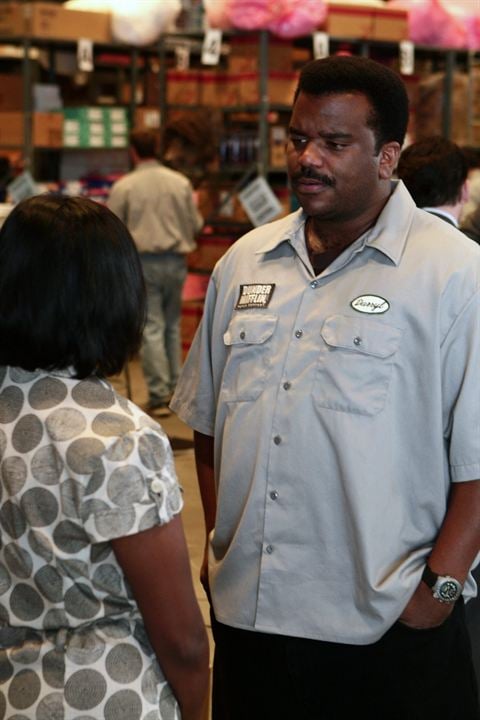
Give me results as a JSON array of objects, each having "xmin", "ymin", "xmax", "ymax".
[{"xmin": 291, "ymin": 169, "xmax": 335, "ymax": 187}]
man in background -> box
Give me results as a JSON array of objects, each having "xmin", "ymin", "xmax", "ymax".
[
  {"xmin": 108, "ymin": 128, "xmax": 203, "ymax": 416},
  {"xmin": 397, "ymin": 135, "xmax": 469, "ymax": 228}
]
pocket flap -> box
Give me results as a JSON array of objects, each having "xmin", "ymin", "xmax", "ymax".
[
  {"xmin": 224, "ymin": 314, "xmax": 277, "ymax": 346},
  {"xmin": 321, "ymin": 315, "xmax": 403, "ymax": 358}
]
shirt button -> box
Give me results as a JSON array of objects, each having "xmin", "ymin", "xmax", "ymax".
[
  {"xmin": 310, "ymin": 280, "xmax": 318, "ymax": 289},
  {"xmin": 270, "ymin": 490, "xmax": 279, "ymax": 500},
  {"xmin": 239, "ymin": 331, "xmax": 246, "ymax": 340},
  {"xmin": 273, "ymin": 435, "xmax": 282, "ymax": 445},
  {"xmin": 295, "ymin": 329, "xmax": 303, "ymax": 338},
  {"xmin": 265, "ymin": 545, "xmax": 274, "ymax": 554},
  {"xmin": 151, "ymin": 479, "xmax": 163, "ymax": 493},
  {"xmin": 283, "ymin": 381, "xmax": 291, "ymax": 391},
  {"xmin": 353, "ymin": 336, "xmax": 362, "ymax": 346}
]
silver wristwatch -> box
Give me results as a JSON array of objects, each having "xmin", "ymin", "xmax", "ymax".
[{"xmin": 421, "ymin": 564, "xmax": 463, "ymax": 604}]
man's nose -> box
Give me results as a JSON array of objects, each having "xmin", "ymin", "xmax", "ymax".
[{"xmin": 299, "ymin": 140, "xmax": 325, "ymax": 167}]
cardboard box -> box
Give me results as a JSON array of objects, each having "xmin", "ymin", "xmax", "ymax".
[
  {"xmin": 240, "ymin": 72, "xmax": 298, "ymax": 106},
  {"xmin": 0, "ymin": 2, "xmax": 112, "ymax": 43},
  {"xmin": 0, "ymin": 73, "xmax": 23, "ymax": 111},
  {"xmin": 134, "ymin": 107, "xmax": 161, "ymax": 130},
  {"xmin": 33, "ymin": 111, "xmax": 63, "ymax": 147},
  {"xmin": 374, "ymin": 7, "xmax": 408, "ymax": 42},
  {"xmin": 201, "ymin": 71, "xmax": 240, "ymax": 108},
  {"xmin": 325, "ymin": 3, "xmax": 375, "ymax": 39},
  {"xmin": 166, "ymin": 71, "xmax": 202, "ymax": 106},
  {"xmin": 229, "ymin": 36, "xmax": 296, "ymax": 73},
  {"xmin": 62, "ymin": 107, "xmax": 128, "ymax": 148},
  {"xmin": 0, "ymin": 112, "xmax": 23, "ymax": 146},
  {"xmin": 187, "ymin": 236, "xmax": 233, "ymax": 272}
]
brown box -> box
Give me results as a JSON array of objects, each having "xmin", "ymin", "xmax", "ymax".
[
  {"xmin": 187, "ymin": 236, "xmax": 233, "ymax": 272},
  {"xmin": 33, "ymin": 111, "xmax": 63, "ymax": 147},
  {"xmin": 134, "ymin": 106, "xmax": 161, "ymax": 130},
  {"xmin": 0, "ymin": 111, "xmax": 23, "ymax": 146},
  {"xmin": 0, "ymin": 73, "xmax": 23, "ymax": 110},
  {"xmin": 268, "ymin": 71, "xmax": 299, "ymax": 105},
  {"xmin": 166, "ymin": 71, "xmax": 202, "ymax": 106},
  {"xmin": 0, "ymin": 2, "xmax": 112, "ymax": 43},
  {"xmin": 200, "ymin": 71, "xmax": 240, "ymax": 108},
  {"xmin": 229, "ymin": 36, "xmax": 295, "ymax": 73},
  {"xmin": 325, "ymin": 3, "xmax": 375, "ymax": 39},
  {"xmin": 374, "ymin": 7, "xmax": 409, "ymax": 42},
  {"xmin": 239, "ymin": 72, "xmax": 298, "ymax": 106}
]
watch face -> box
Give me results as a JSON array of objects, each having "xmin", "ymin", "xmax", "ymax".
[{"xmin": 438, "ymin": 579, "xmax": 461, "ymax": 602}]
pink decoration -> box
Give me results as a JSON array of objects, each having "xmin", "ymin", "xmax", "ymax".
[
  {"xmin": 268, "ymin": 0, "xmax": 327, "ymax": 38},
  {"xmin": 226, "ymin": 0, "xmax": 281, "ymax": 31}
]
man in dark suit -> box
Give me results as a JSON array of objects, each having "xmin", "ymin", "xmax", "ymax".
[{"xmin": 397, "ymin": 135, "xmax": 469, "ymax": 229}]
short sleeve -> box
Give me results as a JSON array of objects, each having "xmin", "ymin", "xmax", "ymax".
[{"xmin": 80, "ymin": 426, "xmax": 184, "ymax": 543}]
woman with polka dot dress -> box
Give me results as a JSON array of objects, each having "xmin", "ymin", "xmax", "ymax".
[{"xmin": 0, "ymin": 195, "xmax": 209, "ymax": 720}]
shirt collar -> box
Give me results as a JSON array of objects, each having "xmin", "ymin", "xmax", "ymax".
[
  {"xmin": 422, "ymin": 207, "xmax": 459, "ymax": 227},
  {"xmin": 134, "ymin": 159, "xmax": 160, "ymax": 171},
  {"xmin": 254, "ymin": 180, "xmax": 415, "ymax": 267}
]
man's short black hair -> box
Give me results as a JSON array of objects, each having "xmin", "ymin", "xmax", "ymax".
[
  {"xmin": 0, "ymin": 194, "xmax": 146, "ymax": 378},
  {"xmin": 295, "ymin": 55, "xmax": 409, "ymax": 152},
  {"xmin": 397, "ymin": 136, "xmax": 468, "ymax": 207}
]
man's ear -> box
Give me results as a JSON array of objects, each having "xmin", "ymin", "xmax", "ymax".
[{"xmin": 378, "ymin": 142, "xmax": 401, "ymax": 180}]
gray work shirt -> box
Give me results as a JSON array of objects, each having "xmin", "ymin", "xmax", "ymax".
[
  {"xmin": 107, "ymin": 160, "xmax": 203, "ymax": 254},
  {"xmin": 171, "ymin": 181, "xmax": 480, "ymax": 644}
]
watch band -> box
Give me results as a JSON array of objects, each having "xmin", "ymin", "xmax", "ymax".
[
  {"xmin": 421, "ymin": 563, "xmax": 463, "ymax": 603},
  {"xmin": 421, "ymin": 563, "xmax": 438, "ymax": 589}
]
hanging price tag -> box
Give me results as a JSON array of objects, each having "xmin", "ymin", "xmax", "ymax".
[
  {"xmin": 399, "ymin": 40, "xmax": 415, "ymax": 76},
  {"xmin": 313, "ymin": 32, "xmax": 330, "ymax": 60},
  {"xmin": 175, "ymin": 45, "xmax": 191, "ymax": 70},
  {"xmin": 77, "ymin": 38, "xmax": 93, "ymax": 72},
  {"xmin": 238, "ymin": 177, "xmax": 283, "ymax": 227},
  {"xmin": 202, "ymin": 29, "xmax": 222, "ymax": 66},
  {"xmin": 77, "ymin": 38, "xmax": 94, "ymax": 73}
]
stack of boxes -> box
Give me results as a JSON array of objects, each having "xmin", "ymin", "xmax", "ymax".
[{"xmin": 62, "ymin": 107, "xmax": 129, "ymax": 149}]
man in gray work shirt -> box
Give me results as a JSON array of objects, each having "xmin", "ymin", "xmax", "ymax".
[
  {"xmin": 171, "ymin": 57, "xmax": 480, "ymax": 719},
  {"xmin": 108, "ymin": 129, "xmax": 203, "ymax": 416}
]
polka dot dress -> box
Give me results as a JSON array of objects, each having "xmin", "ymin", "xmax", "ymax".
[{"xmin": 0, "ymin": 367, "xmax": 183, "ymax": 719}]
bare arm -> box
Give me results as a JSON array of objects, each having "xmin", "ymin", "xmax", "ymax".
[
  {"xmin": 111, "ymin": 515, "xmax": 209, "ymax": 720},
  {"xmin": 193, "ymin": 431, "xmax": 216, "ymax": 600},
  {"xmin": 400, "ymin": 479, "xmax": 480, "ymax": 628}
]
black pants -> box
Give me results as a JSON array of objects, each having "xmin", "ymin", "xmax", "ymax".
[{"xmin": 211, "ymin": 602, "xmax": 479, "ymax": 720}]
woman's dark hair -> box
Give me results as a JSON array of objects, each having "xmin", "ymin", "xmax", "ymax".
[
  {"xmin": 295, "ymin": 55, "xmax": 409, "ymax": 153},
  {"xmin": 0, "ymin": 194, "xmax": 146, "ymax": 378}
]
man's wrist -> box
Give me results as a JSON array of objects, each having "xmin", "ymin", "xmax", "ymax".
[{"xmin": 421, "ymin": 564, "xmax": 463, "ymax": 604}]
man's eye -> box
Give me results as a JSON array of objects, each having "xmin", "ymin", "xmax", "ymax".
[{"xmin": 290, "ymin": 136, "xmax": 308, "ymax": 148}]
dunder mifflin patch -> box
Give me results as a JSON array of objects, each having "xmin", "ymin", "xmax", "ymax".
[{"xmin": 236, "ymin": 283, "xmax": 276, "ymax": 309}]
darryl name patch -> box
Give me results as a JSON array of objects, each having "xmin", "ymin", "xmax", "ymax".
[{"xmin": 236, "ymin": 283, "xmax": 276, "ymax": 309}]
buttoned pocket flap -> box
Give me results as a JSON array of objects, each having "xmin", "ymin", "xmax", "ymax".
[
  {"xmin": 224, "ymin": 315, "xmax": 278, "ymax": 346},
  {"xmin": 321, "ymin": 315, "xmax": 403, "ymax": 358}
]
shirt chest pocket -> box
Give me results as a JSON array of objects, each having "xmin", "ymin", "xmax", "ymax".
[
  {"xmin": 314, "ymin": 314, "xmax": 403, "ymax": 416},
  {"xmin": 221, "ymin": 314, "xmax": 278, "ymax": 402}
]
